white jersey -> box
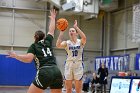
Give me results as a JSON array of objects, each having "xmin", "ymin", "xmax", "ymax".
[{"xmin": 65, "ymin": 39, "xmax": 84, "ymax": 62}]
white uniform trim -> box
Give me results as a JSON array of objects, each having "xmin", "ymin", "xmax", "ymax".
[{"xmin": 35, "ymin": 70, "xmax": 43, "ymax": 87}]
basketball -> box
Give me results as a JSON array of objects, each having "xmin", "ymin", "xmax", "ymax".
[{"xmin": 56, "ymin": 18, "xmax": 68, "ymax": 31}]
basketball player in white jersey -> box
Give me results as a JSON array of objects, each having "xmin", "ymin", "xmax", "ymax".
[{"xmin": 56, "ymin": 20, "xmax": 86, "ymax": 93}]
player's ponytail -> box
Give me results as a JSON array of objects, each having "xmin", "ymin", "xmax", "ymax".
[{"xmin": 34, "ymin": 30, "xmax": 45, "ymax": 43}]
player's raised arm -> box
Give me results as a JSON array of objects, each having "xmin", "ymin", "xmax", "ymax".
[
  {"xmin": 47, "ymin": 9, "xmax": 57, "ymax": 37},
  {"xmin": 73, "ymin": 20, "xmax": 86, "ymax": 45},
  {"xmin": 56, "ymin": 31, "xmax": 67, "ymax": 48}
]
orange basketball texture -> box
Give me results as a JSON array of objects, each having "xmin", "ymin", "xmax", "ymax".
[{"xmin": 56, "ymin": 18, "xmax": 68, "ymax": 31}]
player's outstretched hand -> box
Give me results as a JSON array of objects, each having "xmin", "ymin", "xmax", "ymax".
[
  {"xmin": 49, "ymin": 9, "xmax": 57, "ymax": 20},
  {"xmin": 7, "ymin": 51, "xmax": 17, "ymax": 58}
]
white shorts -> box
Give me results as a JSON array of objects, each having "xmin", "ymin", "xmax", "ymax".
[{"xmin": 64, "ymin": 61, "xmax": 84, "ymax": 80}]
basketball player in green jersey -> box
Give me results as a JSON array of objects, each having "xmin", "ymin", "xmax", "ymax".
[{"xmin": 7, "ymin": 9, "xmax": 63, "ymax": 93}]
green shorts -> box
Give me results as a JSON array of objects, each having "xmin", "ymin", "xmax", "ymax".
[{"xmin": 33, "ymin": 65, "xmax": 63, "ymax": 90}]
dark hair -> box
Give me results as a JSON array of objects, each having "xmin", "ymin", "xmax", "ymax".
[{"xmin": 34, "ymin": 30, "xmax": 45, "ymax": 43}]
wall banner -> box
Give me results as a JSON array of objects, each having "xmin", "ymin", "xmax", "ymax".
[
  {"xmin": 95, "ymin": 54, "xmax": 129, "ymax": 71},
  {"xmin": 135, "ymin": 54, "xmax": 140, "ymax": 70}
]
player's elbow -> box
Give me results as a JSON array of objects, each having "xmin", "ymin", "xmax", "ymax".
[
  {"xmin": 22, "ymin": 58, "xmax": 33, "ymax": 63},
  {"xmin": 56, "ymin": 43, "xmax": 61, "ymax": 48},
  {"xmin": 24, "ymin": 54, "xmax": 34, "ymax": 63},
  {"xmin": 83, "ymin": 36, "xmax": 86, "ymax": 41},
  {"xmin": 26, "ymin": 58, "xmax": 33, "ymax": 63},
  {"xmin": 82, "ymin": 37, "xmax": 87, "ymax": 44}
]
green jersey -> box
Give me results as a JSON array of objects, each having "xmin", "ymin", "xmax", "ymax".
[{"xmin": 27, "ymin": 34, "xmax": 56, "ymax": 69}]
